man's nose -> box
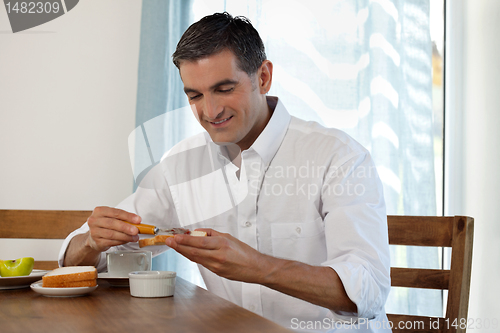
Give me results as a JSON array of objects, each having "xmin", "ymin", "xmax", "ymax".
[{"xmin": 204, "ymin": 96, "xmax": 222, "ymax": 119}]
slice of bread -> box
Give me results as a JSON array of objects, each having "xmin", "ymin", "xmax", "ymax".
[
  {"xmin": 138, "ymin": 234, "xmax": 174, "ymax": 248},
  {"xmin": 42, "ymin": 266, "xmax": 97, "ymax": 288},
  {"xmin": 138, "ymin": 230, "xmax": 207, "ymax": 248},
  {"xmin": 43, "ymin": 279, "xmax": 97, "ymax": 288}
]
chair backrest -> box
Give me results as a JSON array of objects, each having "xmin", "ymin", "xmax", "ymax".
[
  {"xmin": 386, "ymin": 215, "xmax": 474, "ymax": 333},
  {"xmin": 0, "ymin": 209, "xmax": 92, "ymax": 270}
]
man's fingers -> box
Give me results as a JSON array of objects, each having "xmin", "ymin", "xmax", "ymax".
[
  {"xmin": 94, "ymin": 206, "xmax": 141, "ymax": 224},
  {"xmin": 167, "ymin": 240, "xmax": 220, "ymax": 264},
  {"xmin": 88, "ymin": 216, "xmax": 138, "ymax": 237},
  {"xmin": 90, "ymin": 225, "xmax": 139, "ymax": 244},
  {"xmin": 173, "ymin": 232, "xmax": 221, "ymax": 250},
  {"xmin": 88, "ymin": 227, "xmax": 139, "ymax": 252},
  {"xmin": 86, "ymin": 206, "xmax": 142, "ymax": 251},
  {"xmin": 194, "ymin": 228, "xmax": 220, "ymax": 237},
  {"xmin": 101, "ymin": 217, "xmax": 139, "ymax": 236},
  {"xmin": 88, "ymin": 207, "xmax": 141, "ymax": 236},
  {"xmin": 99, "ymin": 224, "xmax": 140, "ymax": 241},
  {"xmin": 89, "ymin": 235, "xmax": 138, "ymax": 252}
]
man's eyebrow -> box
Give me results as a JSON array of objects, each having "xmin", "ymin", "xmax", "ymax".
[
  {"xmin": 184, "ymin": 79, "xmax": 238, "ymax": 95},
  {"xmin": 210, "ymin": 79, "xmax": 238, "ymax": 90},
  {"xmin": 183, "ymin": 87, "xmax": 199, "ymax": 94}
]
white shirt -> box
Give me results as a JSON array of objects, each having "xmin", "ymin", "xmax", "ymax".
[{"xmin": 59, "ymin": 97, "xmax": 392, "ymax": 333}]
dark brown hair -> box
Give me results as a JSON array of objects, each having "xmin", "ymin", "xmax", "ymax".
[{"xmin": 172, "ymin": 12, "xmax": 266, "ymax": 76}]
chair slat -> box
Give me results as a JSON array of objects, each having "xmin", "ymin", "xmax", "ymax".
[
  {"xmin": 0, "ymin": 210, "xmax": 91, "ymax": 239},
  {"xmin": 388, "ymin": 215, "xmax": 454, "ymax": 247},
  {"xmin": 445, "ymin": 216, "xmax": 474, "ymax": 333},
  {"xmin": 391, "ymin": 267, "xmax": 449, "ymax": 290},
  {"xmin": 33, "ymin": 261, "xmax": 60, "ymax": 270}
]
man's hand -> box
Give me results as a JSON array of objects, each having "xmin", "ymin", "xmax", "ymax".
[
  {"xmin": 164, "ymin": 229, "xmax": 271, "ymax": 283},
  {"xmin": 85, "ymin": 206, "xmax": 141, "ymax": 252},
  {"xmin": 165, "ymin": 228, "xmax": 356, "ymax": 313},
  {"xmin": 63, "ymin": 206, "xmax": 141, "ymax": 267}
]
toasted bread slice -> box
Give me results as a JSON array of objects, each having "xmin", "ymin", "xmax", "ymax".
[
  {"xmin": 138, "ymin": 230, "xmax": 207, "ymax": 248},
  {"xmin": 43, "ymin": 279, "xmax": 97, "ymax": 288},
  {"xmin": 139, "ymin": 234, "xmax": 173, "ymax": 247},
  {"xmin": 42, "ymin": 266, "xmax": 97, "ymax": 288}
]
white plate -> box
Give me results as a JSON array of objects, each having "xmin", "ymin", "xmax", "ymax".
[
  {"xmin": 30, "ymin": 281, "xmax": 98, "ymax": 297},
  {"xmin": 0, "ymin": 270, "xmax": 48, "ymax": 290},
  {"xmin": 97, "ymin": 272, "xmax": 129, "ymax": 287}
]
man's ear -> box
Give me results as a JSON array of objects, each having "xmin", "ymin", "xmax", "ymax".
[{"xmin": 258, "ymin": 60, "xmax": 273, "ymax": 94}]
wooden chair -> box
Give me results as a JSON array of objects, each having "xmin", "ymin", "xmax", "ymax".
[
  {"xmin": 0, "ymin": 210, "xmax": 92, "ymax": 270},
  {"xmin": 387, "ymin": 215, "xmax": 474, "ymax": 333}
]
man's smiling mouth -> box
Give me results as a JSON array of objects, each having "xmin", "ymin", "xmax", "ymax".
[{"xmin": 210, "ymin": 116, "xmax": 233, "ymax": 125}]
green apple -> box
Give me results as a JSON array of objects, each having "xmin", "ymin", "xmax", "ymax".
[{"xmin": 0, "ymin": 257, "xmax": 35, "ymax": 277}]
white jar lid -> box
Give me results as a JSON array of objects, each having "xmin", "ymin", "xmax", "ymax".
[{"xmin": 129, "ymin": 271, "xmax": 176, "ymax": 279}]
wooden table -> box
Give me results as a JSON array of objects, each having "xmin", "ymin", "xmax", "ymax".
[{"xmin": 0, "ymin": 277, "xmax": 293, "ymax": 333}]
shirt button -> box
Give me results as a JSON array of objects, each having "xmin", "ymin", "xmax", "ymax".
[
  {"xmin": 245, "ymin": 221, "xmax": 252, "ymax": 227},
  {"xmin": 296, "ymin": 227, "xmax": 301, "ymax": 234},
  {"xmin": 249, "ymin": 305, "xmax": 255, "ymax": 311}
]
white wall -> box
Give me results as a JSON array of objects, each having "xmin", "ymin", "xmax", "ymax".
[
  {"xmin": 0, "ymin": 1, "xmax": 142, "ymax": 260},
  {"xmin": 447, "ymin": 0, "xmax": 500, "ymax": 331},
  {"xmin": 463, "ymin": 0, "xmax": 500, "ymax": 331}
]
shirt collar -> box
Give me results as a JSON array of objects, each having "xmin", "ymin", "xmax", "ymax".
[{"xmin": 249, "ymin": 96, "xmax": 291, "ymax": 166}]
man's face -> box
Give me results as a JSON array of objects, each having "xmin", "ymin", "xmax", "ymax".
[{"xmin": 179, "ymin": 50, "xmax": 270, "ymax": 151}]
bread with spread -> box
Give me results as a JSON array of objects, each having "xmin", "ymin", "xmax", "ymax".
[{"xmin": 138, "ymin": 229, "xmax": 207, "ymax": 248}]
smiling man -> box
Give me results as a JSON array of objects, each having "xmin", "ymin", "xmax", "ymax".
[
  {"xmin": 60, "ymin": 13, "xmax": 391, "ymax": 333},
  {"xmin": 181, "ymin": 48, "xmax": 272, "ymax": 151}
]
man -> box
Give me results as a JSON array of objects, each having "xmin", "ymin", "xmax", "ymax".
[{"xmin": 60, "ymin": 13, "xmax": 391, "ymax": 332}]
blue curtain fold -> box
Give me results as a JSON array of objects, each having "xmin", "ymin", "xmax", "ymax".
[{"xmin": 135, "ymin": 0, "xmax": 205, "ymax": 288}]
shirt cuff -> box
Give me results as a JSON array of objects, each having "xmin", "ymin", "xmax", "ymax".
[{"xmin": 324, "ymin": 261, "xmax": 387, "ymax": 321}]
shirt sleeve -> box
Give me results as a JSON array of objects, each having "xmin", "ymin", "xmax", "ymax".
[
  {"xmin": 57, "ymin": 162, "xmax": 179, "ymax": 271},
  {"xmin": 320, "ymin": 150, "xmax": 391, "ymax": 321}
]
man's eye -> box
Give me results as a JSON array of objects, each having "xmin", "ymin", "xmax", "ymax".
[
  {"xmin": 189, "ymin": 94, "xmax": 201, "ymax": 100},
  {"xmin": 218, "ymin": 88, "xmax": 234, "ymax": 93}
]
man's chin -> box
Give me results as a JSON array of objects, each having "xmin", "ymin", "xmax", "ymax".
[
  {"xmin": 213, "ymin": 141, "xmax": 236, "ymax": 147},
  {"xmin": 206, "ymin": 133, "xmax": 236, "ymax": 146},
  {"xmin": 207, "ymin": 136, "xmax": 241, "ymax": 151}
]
